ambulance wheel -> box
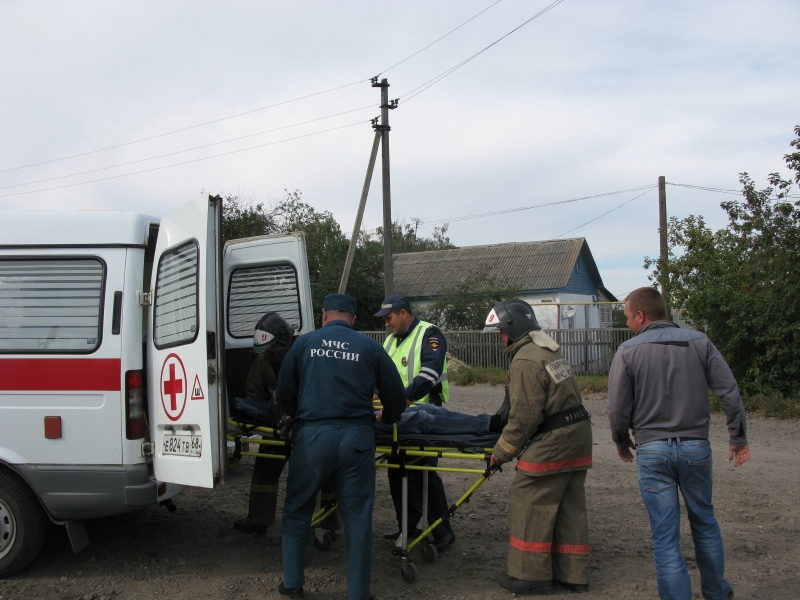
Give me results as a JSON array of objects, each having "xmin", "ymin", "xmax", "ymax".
[
  {"xmin": 313, "ymin": 532, "xmax": 333, "ymax": 551},
  {"xmin": 0, "ymin": 470, "xmax": 49, "ymax": 578},
  {"xmin": 400, "ymin": 562, "xmax": 417, "ymax": 583},
  {"xmin": 421, "ymin": 541, "xmax": 438, "ymax": 563}
]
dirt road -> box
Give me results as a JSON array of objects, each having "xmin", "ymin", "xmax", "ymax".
[{"xmin": 1, "ymin": 385, "xmax": 798, "ymax": 600}]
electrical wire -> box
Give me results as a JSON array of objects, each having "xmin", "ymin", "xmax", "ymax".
[
  {"xmin": 0, "ymin": 105, "xmax": 375, "ymax": 191},
  {"xmin": 3, "ymin": 1, "xmax": 505, "ymax": 174},
  {"xmin": 416, "ymin": 184, "xmax": 654, "ymax": 228},
  {"xmin": 399, "ymin": 0, "xmax": 566, "ymax": 104},
  {"xmin": 1, "ymin": 81, "xmax": 370, "ymax": 174},
  {"xmin": 668, "ymin": 181, "xmax": 799, "ymax": 199},
  {"xmin": 556, "ymin": 186, "xmax": 656, "ymax": 238},
  {"xmin": 376, "ymin": 0, "xmax": 503, "ymax": 78},
  {"xmin": 0, "ymin": 120, "xmax": 368, "ymax": 199}
]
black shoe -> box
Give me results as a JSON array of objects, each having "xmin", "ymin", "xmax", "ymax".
[
  {"xmin": 278, "ymin": 582, "xmax": 304, "ymax": 597},
  {"xmin": 497, "ymin": 575, "xmax": 551, "ymax": 593},
  {"xmin": 554, "ymin": 580, "xmax": 589, "ymax": 593},
  {"xmin": 233, "ymin": 521, "xmax": 267, "ymax": 535},
  {"xmin": 432, "ymin": 530, "xmax": 455, "ymax": 552}
]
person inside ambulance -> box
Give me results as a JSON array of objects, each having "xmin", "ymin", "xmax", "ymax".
[{"xmin": 232, "ymin": 312, "xmax": 341, "ymax": 535}]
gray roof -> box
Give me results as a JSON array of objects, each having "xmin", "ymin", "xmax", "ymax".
[{"xmin": 393, "ymin": 238, "xmax": 603, "ymax": 299}]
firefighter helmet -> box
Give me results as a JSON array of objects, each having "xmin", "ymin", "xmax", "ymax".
[
  {"xmin": 253, "ymin": 312, "xmax": 294, "ymax": 353},
  {"xmin": 483, "ymin": 299, "xmax": 541, "ymax": 341}
]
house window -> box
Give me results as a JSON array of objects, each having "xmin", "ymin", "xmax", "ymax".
[
  {"xmin": 153, "ymin": 241, "xmax": 199, "ymax": 349},
  {"xmin": 0, "ymin": 258, "xmax": 105, "ymax": 353},
  {"xmin": 227, "ymin": 265, "xmax": 301, "ymax": 338}
]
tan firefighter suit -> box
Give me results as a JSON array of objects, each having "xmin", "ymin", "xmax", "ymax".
[{"xmin": 492, "ymin": 330, "xmax": 593, "ymax": 586}]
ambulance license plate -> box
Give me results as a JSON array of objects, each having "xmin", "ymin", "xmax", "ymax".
[{"xmin": 162, "ymin": 434, "xmax": 202, "ymax": 457}]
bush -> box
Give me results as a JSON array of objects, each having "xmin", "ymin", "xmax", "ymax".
[{"xmin": 709, "ymin": 392, "xmax": 800, "ymax": 420}]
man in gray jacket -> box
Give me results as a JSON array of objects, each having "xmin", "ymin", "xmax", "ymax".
[{"xmin": 608, "ymin": 287, "xmax": 749, "ymax": 600}]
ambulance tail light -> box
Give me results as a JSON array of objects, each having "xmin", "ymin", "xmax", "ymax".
[{"xmin": 125, "ymin": 369, "xmax": 145, "ymax": 440}]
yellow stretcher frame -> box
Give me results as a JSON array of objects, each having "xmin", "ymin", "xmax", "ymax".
[{"xmin": 226, "ymin": 418, "xmax": 500, "ymax": 582}]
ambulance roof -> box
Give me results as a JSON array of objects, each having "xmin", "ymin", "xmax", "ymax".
[{"xmin": 0, "ymin": 210, "xmax": 159, "ymax": 247}]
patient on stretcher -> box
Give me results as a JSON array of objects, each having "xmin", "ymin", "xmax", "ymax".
[{"xmin": 373, "ymin": 401, "xmax": 507, "ymax": 436}]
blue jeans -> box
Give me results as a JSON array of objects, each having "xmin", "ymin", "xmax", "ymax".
[
  {"xmin": 282, "ymin": 422, "xmax": 375, "ymax": 600},
  {"xmin": 373, "ymin": 403, "xmax": 491, "ymax": 435},
  {"xmin": 636, "ymin": 439, "xmax": 732, "ymax": 600}
]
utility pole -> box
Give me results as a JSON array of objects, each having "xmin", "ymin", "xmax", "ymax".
[
  {"xmin": 339, "ymin": 129, "xmax": 381, "ymax": 294},
  {"xmin": 658, "ymin": 175, "xmax": 671, "ymax": 320},
  {"xmin": 373, "ymin": 77, "xmax": 397, "ymax": 298}
]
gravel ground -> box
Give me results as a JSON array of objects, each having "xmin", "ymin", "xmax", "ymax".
[{"xmin": 1, "ymin": 385, "xmax": 799, "ymax": 600}]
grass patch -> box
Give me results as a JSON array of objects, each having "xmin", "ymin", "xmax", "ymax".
[
  {"xmin": 710, "ymin": 391, "xmax": 800, "ymax": 420},
  {"xmin": 575, "ymin": 375, "xmax": 608, "ymax": 395},
  {"xmin": 450, "ymin": 367, "xmax": 507, "ymax": 386}
]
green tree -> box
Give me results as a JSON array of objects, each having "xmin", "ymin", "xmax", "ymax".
[
  {"xmin": 646, "ymin": 125, "xmax": 800, "ymax": 396},
  {"xmin": 418, "ymin": 267, "xmax": 520, "ymax": 330},
  {"xmin": 221, "ymin": 194, "xmax": 275, "ymax": 240},
  {"xmin": 221, "ymin": 190, "xmax": 451, "ymax": 330}
]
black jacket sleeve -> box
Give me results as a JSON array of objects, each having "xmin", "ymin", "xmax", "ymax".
[
  {"xmin": 274, "ymin": 341, "xmax": 301, "ymax": 418},
  {"xmin": 407, "ymin": 325, "xmax": 447, "ymax": 402}
]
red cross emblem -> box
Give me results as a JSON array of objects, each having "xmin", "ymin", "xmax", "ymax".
[{"xmin": 160, "ymin": 353, "xmax": 187, "ymax": 421}]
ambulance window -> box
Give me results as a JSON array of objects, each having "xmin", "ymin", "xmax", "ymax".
[
  {"xmin": 228, "ymin": 265, "xmax": 301, "ymax": 338},
  {"xmin": 153, "ymin": 241, "xmax": 199, "ymax": 349},
  {"xmin": 0, "ymin": 258, "xmax": 105, "ymax": 353}
]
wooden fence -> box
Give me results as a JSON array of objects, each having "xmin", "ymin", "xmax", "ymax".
[{"xmin": 363, "ymin": 328, "xmax": 633, "ymax": 375}]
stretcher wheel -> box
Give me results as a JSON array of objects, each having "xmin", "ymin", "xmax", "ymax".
[
  {"xmin": 400, "ymin": 562, "xmax": 417, "ymax": 583},
  {"xmin": 313, "ymin": 532, "xmax": 333, "ymax": 551},
  {"xmin": 227, "ymin": 455, "xmax": 240, "ymax": 468},
  {"xmin": 421, "ymin": 541, "xmax": 438, "ymax": 563}
]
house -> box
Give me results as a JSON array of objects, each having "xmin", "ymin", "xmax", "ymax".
[{"xmin": 393, "ymin": 238, "xmax": 617, "ymax": 329}]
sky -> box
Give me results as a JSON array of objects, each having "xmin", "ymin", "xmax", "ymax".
[{"xmin": 1, "ymin": 0, "xmax": 798, "ymax": 299}]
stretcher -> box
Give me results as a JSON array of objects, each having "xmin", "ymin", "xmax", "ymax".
[{"xmin": 226, "ymin": 417, "xmax": 501, "ymax": 583}]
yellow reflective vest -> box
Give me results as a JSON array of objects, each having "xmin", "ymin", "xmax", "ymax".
[{"xmin": 383, "ymin": 319, "xmax": 449, "ymax": 404}]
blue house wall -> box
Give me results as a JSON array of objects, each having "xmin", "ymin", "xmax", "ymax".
[{"xmin": 562, "ymin": 253, "xmax": 596, "ymax": 297}]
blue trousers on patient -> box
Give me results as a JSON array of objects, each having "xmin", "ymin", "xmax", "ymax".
[
  {"xmin": 282, "ymin": 421, "xmax": 375, "ymax": 600},
  {"xmin": 373, "ymin": 403, "xmax": 491, "ymax": 435}
]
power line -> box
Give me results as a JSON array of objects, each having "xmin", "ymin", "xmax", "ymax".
[
  {"xmin": 377, "ymin": 0, "xmax": 503, "ymax": 78},
  {"xmin": 556, "ymin": 186, "xmax": 656, "ymax": 238},
  {"xmin": 3, "ymin": 1, "xmax": 504, "ymax": 174},
  {"xmin": 0, "ymin": 120, "xmax": 368, "ymax": 199},
  {"xmin": 1, "ymin": 105, "xmax": 375, "ymax": 191},
  {"xmin": 399, "ymin": 0, "xmax": 566, "ymax": 104},
  {"xmin": 668, "ymin": 181, "xmax": 800, "ymax": 199},
  {"xmin": 416, "ymin": 185, "xmax": 655, "ymax": 228},
  {"xmin": 1, "ymin": 81, "xmax": 369, "ymax": 174}
]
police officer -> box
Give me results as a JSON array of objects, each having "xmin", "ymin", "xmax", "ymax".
[
  {"xmin": 275, "ymin": 294, "xmax": 406, "ymax": 600},
  {"xmin": 374, "ymin": 294, "xmax": 455, "ymax": 551},
  {"xmin": 484, "ymin": 299, "xmax": 592, "ymax": 594}
]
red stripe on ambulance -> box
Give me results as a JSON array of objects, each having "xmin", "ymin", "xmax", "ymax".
[{"xmin": 0, "ymin": 358, "xmax": 122, "ymax": 391}]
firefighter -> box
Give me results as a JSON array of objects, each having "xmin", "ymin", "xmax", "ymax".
[{"xmin": 483, "ymin": 299, "xmax": 592, "ymax": 594}]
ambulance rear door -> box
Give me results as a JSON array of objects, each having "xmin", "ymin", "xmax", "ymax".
[
  {"xmin": 222, "ymin": 233, "xmax": 314, "ymax": 400},
  {"xmin": 147, "ymin": 195, "xmax": 225, "ymax": 488}
]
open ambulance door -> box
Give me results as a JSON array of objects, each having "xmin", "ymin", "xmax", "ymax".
[
  {"xmin": 147, "ymin": 195, "xmax": 225, "ymax": 488},
  {"xmin": 222, "ymin": 233, "xmax": 314, "ymax": 413}
]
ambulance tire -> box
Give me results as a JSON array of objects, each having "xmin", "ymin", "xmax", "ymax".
[{"xmin": 0, "ymin": 470, "xmax": 49, "ymax": 578}]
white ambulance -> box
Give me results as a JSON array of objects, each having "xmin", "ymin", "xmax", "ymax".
[{"xmin": 0, "ymin": 195, "xmax": 314, "ymax": 576}]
